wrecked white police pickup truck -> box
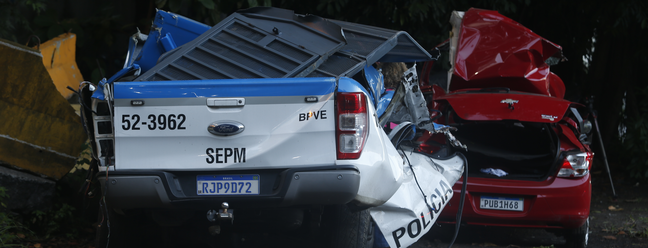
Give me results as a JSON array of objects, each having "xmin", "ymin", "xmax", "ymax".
[{"xmin": 80, "ymin": 7, "xmax": 466, "ymax": 248}]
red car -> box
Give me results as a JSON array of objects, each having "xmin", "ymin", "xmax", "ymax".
[{"xmin": 419, "ymin": 9, "xmax": 593, "ymax": 248}]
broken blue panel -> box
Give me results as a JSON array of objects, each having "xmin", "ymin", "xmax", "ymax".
[{"xmin": 135, "ymin": 10, "xmax": 211, "ymax": 72}]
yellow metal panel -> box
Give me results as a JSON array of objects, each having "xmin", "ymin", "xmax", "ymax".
[
  {"xmin": 0, "ymin": 38, "xmax": 86, "ymax": 180},
  {"xmin": 37, "ymin": 33, "xmax": 84, "ymax": 99}
]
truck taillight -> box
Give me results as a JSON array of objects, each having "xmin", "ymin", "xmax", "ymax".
[
  {"xmin": 557, "ymin": 152, "xmax": 593, "ymax": 178},
  {"xmin": 92, "ymin": 98, "xmax": 114, "ymax": 167},
  {"xmin": 336, "ymin": 92, "xmax": 368, "ymax": 159}
]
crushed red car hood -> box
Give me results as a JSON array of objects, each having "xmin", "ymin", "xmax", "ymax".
[
  {"xmin": 436, "ymin": 91, "xmax": 573, "ymax": 123},
  {"xmin": 449, "ymin": 8, "xmax": 565, "ymax": 98}
]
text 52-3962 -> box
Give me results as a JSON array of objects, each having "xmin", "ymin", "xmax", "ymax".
[{"xmin": 121, "ymin": 114, "xmax": 187, "ymax": 130}]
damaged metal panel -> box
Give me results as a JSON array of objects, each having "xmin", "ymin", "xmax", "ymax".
[
  {"xmin": 37, "ymin": 33, "xmax": 84, "ymax": 99},
  {"xmin": 449, "ymin": 8, "xmax": 566, "ymax": 97},
  {"xmin": 134, "ymin": 10, "xmax": 211, "ymax": 72},
  {"xmin": 331, "ymin": 20, "xmax": 433, "ymax": 63},
  {"xmin": 371, "ymin": 146, "xmax": 465, "ymax": 248},
  {"xmin": 307, "ymin": 20, "xmax": 434, "ymax": 78}
]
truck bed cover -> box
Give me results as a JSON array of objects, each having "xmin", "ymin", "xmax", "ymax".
[{"xmin": 135, "ymin": 7, "xmax": 432, "ymax": 81}]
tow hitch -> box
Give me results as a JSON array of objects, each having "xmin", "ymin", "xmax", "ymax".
[
  {"xmin": 206, "ymin": 202, "xmax": 234, "ymax": 235},
  {"xmin": 207, "ymin": 202, "xmax": 234, "ymax": 223}
]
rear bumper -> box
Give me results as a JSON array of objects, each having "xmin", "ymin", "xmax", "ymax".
[
  {"xmin": 438, "ymin": 175, "xmax": 591, "ymax": 229},
  {"xmin": 98, "ymin": 166, "xmax": 360, "ymax": 209}
]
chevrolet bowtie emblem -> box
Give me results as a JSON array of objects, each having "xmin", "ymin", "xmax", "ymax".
[{"xmin": 500, "ymin": 99, "xmax": 519, "ymax": 110}]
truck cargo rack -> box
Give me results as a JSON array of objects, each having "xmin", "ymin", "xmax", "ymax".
[{"xmin": 135, "ymin": 7, "xmax": 433, "ymax": 81}]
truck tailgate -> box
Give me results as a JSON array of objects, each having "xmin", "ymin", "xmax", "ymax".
[{"xmin": 113, "ymin": 77, "xmax": 337, "ymax": 170}]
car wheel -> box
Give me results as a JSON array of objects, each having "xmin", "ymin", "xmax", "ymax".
[
  {"xmin": 565, "ymin": 217, "xmax": 589, "ymax": 248},
  {"xmin": 323, "ymin": 204, "xmax": 374, "ymax": 248}
]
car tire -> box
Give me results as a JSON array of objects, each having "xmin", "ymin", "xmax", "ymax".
[
  {"xmin": 565, "ymin": 217, "xmax": 589, "ymax": 248},
  {"xmin": 323, "ymin": 204, "xmax": 374, "ymax": 248}
]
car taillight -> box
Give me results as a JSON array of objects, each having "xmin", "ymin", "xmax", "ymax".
[
  {"xmin": 336, "ymin": 92, "xmax": 368, "ymax": 159},
  {"xmin": 557, "ymin": 152, "xmax": 593, "ymax": 178}
]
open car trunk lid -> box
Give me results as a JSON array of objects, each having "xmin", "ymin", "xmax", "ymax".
[
  {"xmin": 446, "ymin": 8, "xmax": 566, "ymax": 98},
  {"xmin": 113, "ymin": 77, "xmax": 337, "ymax": 170},
  {"xmin": 438, "ymin": 91, "xmax": 574, "ymax": 180},
  {"xmin": 438, "ymin": 91, "xmax": 572, "ymax": 123}
]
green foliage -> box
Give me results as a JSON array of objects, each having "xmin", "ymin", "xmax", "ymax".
[
  {"xmin": 27, "ymin": 141, "xmax": 96, "ymax": 239},
  {"xmin": 154, "ymin": 0, "xmax": 272, "ymax": 26},
  {"xmin": 0, "ymin": 0, "xmax": 156, "ymax": 83},
  {"xmin": 0, "ymin": 187, "xmax": 29, "ymax": 248},
  {"xmin": 0, "ymin": 182, "xmax": 91, "ymax": 245},
  {"xmin": 247, "ymin": 0, "xmax": 271, "ymax": 8},
  {"xmin": 638, "ymin": 217, "xmax": 648, "ymax": 238},
  {"xmin": 612, "ymin": 0, "xmax": 648, "ymax": 31},
  {"xmin": 623, "ymin": 86, "xmax": 648, "ymax": 179},
  {"xmin": 621, "ymin": 216, "xmax": 648, "ymax": 237},
  {"xmin": 0, "ymin": 141, "xmax": 95, "ymax": 242},
  {"xmin": 32, "ymin": 8, "xmax": 85, "ymax": 42},
  {"xmin": 0, "ymin": 0, "xmax": 46, "ymax": 42},
  {"xmin": 27, "ymin": 201, "xmax": 77, "ymax": 239}
]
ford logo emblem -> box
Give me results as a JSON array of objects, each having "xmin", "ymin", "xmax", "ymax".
[{"xmin": 208, "ymin": 121, "xmax": 245, "ymax": 136}]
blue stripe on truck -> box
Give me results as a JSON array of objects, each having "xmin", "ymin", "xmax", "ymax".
[{"xmin": 114, "ymin": 77, "xmax": 337, "ymax": 99}]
